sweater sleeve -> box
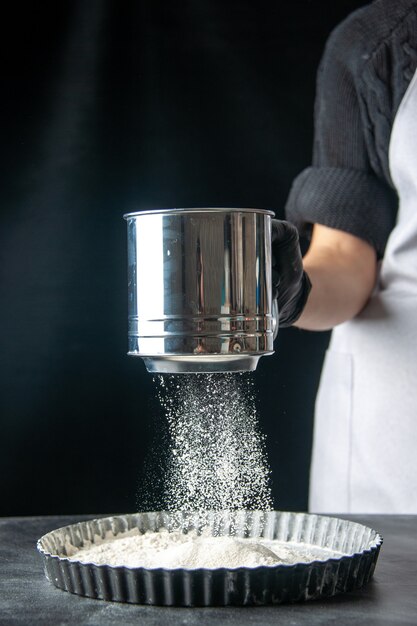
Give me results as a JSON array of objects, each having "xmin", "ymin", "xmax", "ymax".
[{"xmin": 285, "ymin": 9, "xmax": 398, "ymax": 258}]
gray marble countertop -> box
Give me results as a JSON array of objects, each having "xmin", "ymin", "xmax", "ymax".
[{"xmin": 0, "ymin": 514, "xmax": 416, "ymax": 625}]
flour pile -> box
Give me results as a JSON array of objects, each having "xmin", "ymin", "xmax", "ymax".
[
  {"xmin": 69, "ymin": 528, "xmax": 343, "ymax": 569},
  {"xmin": 156, "ymin": 373, "xmax": 272, "ymax": 511}
]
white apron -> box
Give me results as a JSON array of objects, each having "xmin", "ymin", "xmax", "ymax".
[{"xmin": 309, "ymin": 67, "xmax": 417, "ymax": 513}]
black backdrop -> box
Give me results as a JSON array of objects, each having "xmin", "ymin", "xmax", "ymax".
[{"xmin": 0, "ymin": 0, "xmax": 367, "ymax": 516}]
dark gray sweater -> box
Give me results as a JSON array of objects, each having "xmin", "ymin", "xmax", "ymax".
[{"xmin": 285, "ymin": 0, "xmax": 417, "ymax": 258}]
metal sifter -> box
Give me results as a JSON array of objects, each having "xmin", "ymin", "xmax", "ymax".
[{"xmin": 124, "ymin": 207, "xmax": 278, "ymax": 373}]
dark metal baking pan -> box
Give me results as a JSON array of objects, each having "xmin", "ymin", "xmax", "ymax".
[{"xmin": 37, "ymin": 510, "xmax": 382, "ymax": 606}]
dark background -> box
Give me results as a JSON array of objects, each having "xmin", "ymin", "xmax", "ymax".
[{"xmin": 0, "ymin": 0, "xmax": 367, "ymax": 516}]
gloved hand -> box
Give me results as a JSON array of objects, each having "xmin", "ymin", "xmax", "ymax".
[{"xmin": 271, "ymin": 219, "xmax": 312, "ymax": 328}]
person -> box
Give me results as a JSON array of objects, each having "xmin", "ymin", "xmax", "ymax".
[{"xmin": 271, "ymin": 0, "xmax": 417, "ymax": 513}]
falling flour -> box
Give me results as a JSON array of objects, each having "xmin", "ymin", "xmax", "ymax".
[
  {"xmin": 155, "ymin": 373, "xmax": 273, "ymax": 511},
  {"xmin": 68, "ymin": 529, "xmax": 345, "ymax": 569},
  {"xmin": 68, "ymin": 374, "xmax": 347, "ymax": 572}
]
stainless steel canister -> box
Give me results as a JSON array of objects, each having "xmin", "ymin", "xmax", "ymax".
[{"xmin": 124, "ymin": 208, "xmax": 277, "ymax": 373}]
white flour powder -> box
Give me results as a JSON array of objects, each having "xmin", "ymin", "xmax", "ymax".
[
  {"xmin": 156, "ymin": 373, "xmax": 273, "ymax": 511},
  {"xmin": 68, "ymin": 529, "xmax": 344, "ymax": 569}
]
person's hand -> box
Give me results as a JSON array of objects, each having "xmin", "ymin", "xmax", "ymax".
[{"xmin": 271, "ymin": 219, "xmax": 312, "ymax": 328}]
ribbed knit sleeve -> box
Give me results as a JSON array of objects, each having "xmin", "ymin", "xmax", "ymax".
[
  {"xmin": 285, "ymin": 1, "xmax": 401, "ymax": 258},
  {"xmin": 286, "ymin": 166, "xmax": 397, "ymax": 257}
]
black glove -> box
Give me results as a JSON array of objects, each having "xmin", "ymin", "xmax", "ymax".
[{"xmin": 271, "ymin": 219, "xmax": 312, "ymax": 328}]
